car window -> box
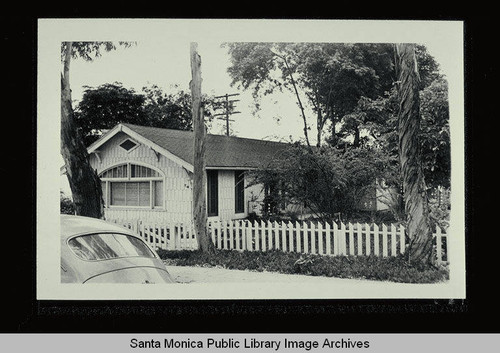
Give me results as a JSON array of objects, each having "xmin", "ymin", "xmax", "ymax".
[{"xmin": 68, "ymin": 233, "xmax": 155, "ymax": 261}]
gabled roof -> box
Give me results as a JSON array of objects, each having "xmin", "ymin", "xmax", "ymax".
[{"xmin": 88, "ymin": 123, "xmax": 290, "ymax": 171}]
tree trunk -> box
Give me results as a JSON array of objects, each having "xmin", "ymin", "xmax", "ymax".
[
  {"xmin": 395, "ymin": 43, "xmax": 434, "ymax": 265},
  {"xmin": 190, "ymin": 43, "xmax": 215, "ymax": 254},
  {"xmin": 61, "ymin": 42, "xmax": 104, "ymax": 219}
]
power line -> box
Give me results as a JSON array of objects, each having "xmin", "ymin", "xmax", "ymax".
[{"xmin": 213, "ymin": 93, "xmax": 241, "ymax": 136}]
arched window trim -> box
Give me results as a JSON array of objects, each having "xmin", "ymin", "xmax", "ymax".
[
  {"xmin": 99, "ymin": 162, "xmax": 165, "ymax": 209},
  {"xmin": 99, "ymin": 162, "xmax": 165, "ymax": 181}
]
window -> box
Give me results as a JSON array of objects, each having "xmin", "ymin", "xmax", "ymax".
[
  {"xmin": 119, "ymin": 138, "xmax": 138, "ymax": 152},
  {"xmin": 235, "ymin": 171, "xmax": 245, "ymax": 213},
  {"xmin": 68, "ymin": 233, "xmax": 155, "ymax": 261},
  {"xmin": 207, "ymin": 170, "xmax": 218, "ymax": 217},
  {"xmin": 99, "ymin": 163, "xmax": 164, "ymax": 209}
]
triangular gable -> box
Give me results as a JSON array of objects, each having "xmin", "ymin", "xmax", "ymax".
[{"xmin": 87, "ymin": 124, "xmax": 194, "ymax": 172}]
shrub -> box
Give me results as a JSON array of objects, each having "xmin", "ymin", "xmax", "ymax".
[
  {"xmin": 156, "ymin": 249, "xmax": 448, "ymax": 284},
  {"xmin": 60, "ymin": 191, "xmax": 75, "ymax": 215}
]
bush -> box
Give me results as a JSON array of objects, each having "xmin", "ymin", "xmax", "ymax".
[
  {"xmin": 60, "ymin": 192, "xmax": 75, "ymax": 215},
  {"xmin": 157, "ymin": 249, "xmax": 448, "ymax": 284}
]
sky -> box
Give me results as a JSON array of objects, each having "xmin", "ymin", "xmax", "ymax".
[
  {"xmin": 56, "ymin": 20, "xmax": 463, "ymax": 195},
  {"xmin": 69, "ymin": 40, "xmax": 302, "ymax": 142},
  {"xmin": 68, "ymin": 38, "xmax": 453, "ymax": 143}
]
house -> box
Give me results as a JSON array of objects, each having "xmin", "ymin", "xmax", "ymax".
[{"xmin": 86, "ymin": 123, "xmax": 290, "ymax": 224}]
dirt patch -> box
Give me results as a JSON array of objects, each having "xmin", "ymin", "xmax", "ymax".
[{"xmin": 166, "ymin": 265, "xmax": 361, "ymax": 284}]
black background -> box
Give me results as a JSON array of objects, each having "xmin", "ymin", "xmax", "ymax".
[{"xmin": 2, "ymin": 8, "xmax": 496, "ymax": 334}]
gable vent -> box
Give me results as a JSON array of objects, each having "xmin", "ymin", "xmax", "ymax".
[{"xmin": 119, "ymin": 139, "xmax": 138, "ymax": 151}]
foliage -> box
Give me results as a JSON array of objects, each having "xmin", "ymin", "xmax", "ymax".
[
  {"xmin": 157, "ymin": 249, "xmax": 449, "ymax": 284},
  {"xmin": 419, "ymin": 78, "xmax": 451, "ymax": 190},
  {"xmin": 74, "ymin": 83, "xmax": 217, "ymax": 146},
  {"xmin": 61, "ymin": 42, "xmax": 135, "ymax": 62},
  {"xmin": 247, "ymin": 144, "xmax": 398, "ymax": 220},
  {"xmin": 60, "ymin": 191, "xmax": 75, "ymax": 215},
  {"xmin": 224, "ymin": 42, "xmax": 396, "ymax": 147}
]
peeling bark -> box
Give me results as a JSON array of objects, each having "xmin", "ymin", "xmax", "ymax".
[
  {"xmin": 190, "ymin": 43, "xmax": 215, "ymax": 254},
  {"xmin": 395, "ymin": 43, "xmax": 434, "ymax": 265},
  {"xmin": 61, "ymin": 42, "xmax": 104, "ymax": 219}
]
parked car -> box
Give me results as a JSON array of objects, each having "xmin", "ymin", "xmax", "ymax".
[{"xmin": 61, "ymin": 215, "xmax": 174, "ymax": 283}]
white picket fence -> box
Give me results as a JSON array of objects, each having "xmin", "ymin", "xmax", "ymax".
[{"xmin": 110, "ymin": 219, "xmax": 448, "ymax": 263}]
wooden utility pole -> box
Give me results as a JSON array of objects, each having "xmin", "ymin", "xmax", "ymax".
[
  {"xmin": 190, "ymin": 42, "xmax": 215, "ymax": 253},
  {"xmin": 213, "ymin": 93, "xmax": 241, "ymax": 136}
]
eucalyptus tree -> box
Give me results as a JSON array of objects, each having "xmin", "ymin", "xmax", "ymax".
[
  {"xmin": 395, "ymin": 43, "xmax": 434, "ymax": 265},
  {"xmin": 61, "ymin": 41, "xmax": 133, "ymax": 218},
  {"xmin": 224, "ymin": 42, "xmax": 395, "ymax": 147}
]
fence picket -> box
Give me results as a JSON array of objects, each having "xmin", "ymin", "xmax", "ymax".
[
  {"xmin": 373, "ymin": 224, "xmax": 380, "ymax": 256},
  {"xmin": 318, "ymin": 222, "xmax": 324, "ymax": 255},
  {"xmin": 390, "ymin": 224, "xmax": 397, "ymax": 256},
  {"xmin": 254, "ymin": 221, "xmax": 260, "ymax": 251},
  {"xmin": 348, "ymin": 223, "xmax": 354, "ymax": 255},
  {"xmin": 281, "ymin": 221, "xmax": 287, "ymax": 252},
  {"xmin": 326, "ymin": 222, "xmax": 332, "ymax": 255},
  {"xmin": 400, "ymin": 225, "xmax": 406, "ymax": 255},
  {"xmin": 310, "ymin": 221, "xmax": 316, "ymax": 254},
  {"xmin": 382, "ymin": 224, "xmax": 388, "ymax": 257},
  {"xmin": 365, "ymin": 224, "xmax": 371, "ymax": 256},
  {"xmin": 357, "ymin": 223, "xmax": 363, "ymax": 256},
  {"xmin": 274, "ymin": 221, "xmax": 280, "ymax": 250},
  {"xmin": 303, "ymin": 221, "xmax": 309, "ymax": 254},
  {"xmin": 111, "ymin": 218, "xmax": 447, "ymax": 262},
  {"xmin": 295, "ymin": 221, "xmax": 302, "ymax": 253},
  {"xmin": 288, "ymin": 221, "xmax": 294, "ymax": 252},
  {"xmin": 258, "ymin": 221, "xmax": 265, "ymax": 251}
]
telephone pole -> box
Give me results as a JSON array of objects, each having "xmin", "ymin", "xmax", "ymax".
[{"xmin": 213, "ymin": 93, "xmax": 241, "ymax": 136}]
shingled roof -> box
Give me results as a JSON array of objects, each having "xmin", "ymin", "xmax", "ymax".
[{"xmin": 99, "ymin": 123, "xmax": 291, "ymax": 169}]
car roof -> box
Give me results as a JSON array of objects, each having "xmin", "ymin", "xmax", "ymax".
[{"xmin": 60, "ymin": 215, "xmax": 136, "ymax": 240}]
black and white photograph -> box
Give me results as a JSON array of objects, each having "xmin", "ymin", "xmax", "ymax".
[{"xmin": 37, "ymin": 19, "xmax": 465, "ymax": 301}]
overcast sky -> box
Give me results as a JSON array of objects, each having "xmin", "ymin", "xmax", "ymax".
[
  {"xmin": 69, "ymin": 38, "xmax": 453, "ymax": 143},
  {"xmin": 54, "ymin": 19, "xmax": 463, "ymax": 194},
  {"xmin": 69, "ymin": 40, "xmax": 303, "ymax": 142}
]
